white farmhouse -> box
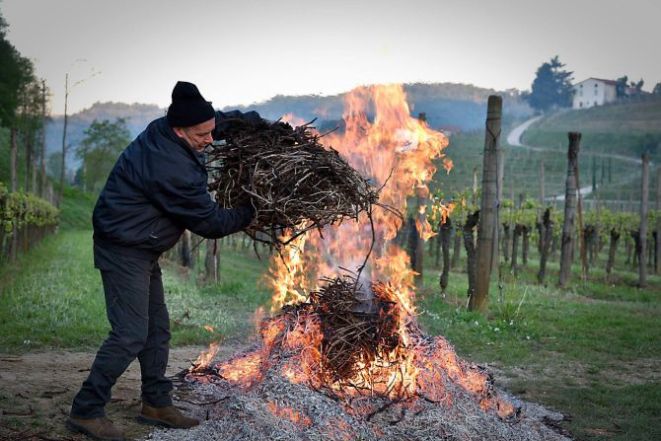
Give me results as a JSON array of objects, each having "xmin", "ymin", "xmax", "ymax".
[{"xmin": 572, "ymin": 78, "xmax": 617, "ymax": 109}]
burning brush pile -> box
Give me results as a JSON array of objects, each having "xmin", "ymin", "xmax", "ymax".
[
  {"xmin": 149, "ymin": 85, "xmax": 569, "ymax": 441},
  {"xmin": 206, "ymin": 119, "xmax": 379, "ymax": 248},
  {"xmin": 150, "ymin": 274, "xmax": 568, "ymax": 441}
]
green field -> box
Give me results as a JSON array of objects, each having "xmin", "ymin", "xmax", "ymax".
[
  {"xmin": 521, "ymin": 98, "xmax": 661, "ymax": 206},
  {"xmin": 524, "ymin": 98, "xmax": 661, "ymax": 157},
  {"xmin": 435, "ymin": 98, "xmax": 661, "ymax": 209}
]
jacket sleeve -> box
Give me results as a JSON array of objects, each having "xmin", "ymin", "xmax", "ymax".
[
  {"xmin": 213, "ymin": 109, "xmax": 264, "ymax": 140},
  {"xmin": 148, "ymin": 167, "xmax": 254, "ymax": 239}
]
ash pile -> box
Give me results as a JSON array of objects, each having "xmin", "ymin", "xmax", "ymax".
[{"xmin": 148, "ymin": 276, "xmax": 570, "ymax": 441}]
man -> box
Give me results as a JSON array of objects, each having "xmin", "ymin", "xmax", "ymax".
[{"xmin": 67, "ymin": 82, "xmax": 262, "ymax": 441}]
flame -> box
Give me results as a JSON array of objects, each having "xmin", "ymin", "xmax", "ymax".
[
  {"xmin": 248, "ymin": 84, "xmax": 455, "ymax": 400},
  {"xmin": 192, "ymin": 342, "xmax": 220, "ymax": 371},
  {"xmin": 266, "ymin": 84, "xmax": 451, "ymax": 299},
  {"xmin": 281, "ymin": 113, "xmax": 306, "ymax": 127},
  {"xmin": 267, "ymin": 402, "xmax": 312, "ymax": 427},
  {"xmin": 204, "ymin": 325, "xmax": 215, "ymax": 333},
  {"xmin": 443, "ymin": 158, "xmax": 453, "ymax": 174},
  {"xmin": 192, "ymin": 84, "xmax": 513, "ymax": 421},
  {"xmin": 266, "ymin": 230, "xmax": 310, "ymax": 313},
  {"xmin": 259, "ymin": 85, "xmax": 454, "ymax": 398}
]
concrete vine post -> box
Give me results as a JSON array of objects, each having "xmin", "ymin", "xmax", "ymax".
[
  {"xmin": 469, "ymin": 95, "xmax": 501, "ymax": 312},
  {"xmin": 559, "ymin": 132, "xmax": 581, "ymax": 287}
]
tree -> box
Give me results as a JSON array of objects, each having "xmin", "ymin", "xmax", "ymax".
[
  {"xmin": 525, "ymin": 56, "xmax": 574, "ymax": 112},
  {"xmin": 615, "ymin": 76, "xmax": 629, "ymax": 98},
  {"xmin": 47, "ymin": 151, "xmax": 63, "ymax": 181},
  {"xmin": 631, "ymin": 79, "xmax": 644, "ymax": 93},
  {"xmin": 0, "ymin": 9, "xmax": 41, "ymax": 193},
  {"xmin": 653, "ymin": 82, "xmax": 661, "ymax": 95},
  {"xmin": 76, "ymin": 118, "xmax": 130, "ymax": 192},
  {"xmin": 0, "ymin": 11, "xmax": 34, "ymax": 128}
]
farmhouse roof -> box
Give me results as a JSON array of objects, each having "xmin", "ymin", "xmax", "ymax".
[{"xmin": 574, "ymin": 78, "xmax": 618, "ymax": 86}]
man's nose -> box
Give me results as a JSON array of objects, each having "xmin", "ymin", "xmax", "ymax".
[{"xmin": 204, "ymin": 133, "xmax": 213, "ymax": 144}]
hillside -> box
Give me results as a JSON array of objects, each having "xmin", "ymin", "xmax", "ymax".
[
  {"xmin": 227, "ymin": 82, "xmax": 531, "ymax": 131},
  {"xmin": 519, "ymin": 97, "xmax": 661, "ymax": 205},
  {"xmin": 44, "ymin": 102, "xmax": 164, "ymax": 172},
  {"xmin": 523, "ymin": 97, "xmax": 661, "ymax": 157},
  {"xmin": 37, "ymin": 83, "xmax": 532, "ymax": 181}
]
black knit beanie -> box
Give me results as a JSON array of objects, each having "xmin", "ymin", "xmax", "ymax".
[{"xmin": 166, "ymin": 81, "xmax": 215, "ymax": 127}]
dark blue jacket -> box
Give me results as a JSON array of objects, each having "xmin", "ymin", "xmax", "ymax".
[{"xmin": 92, "ymin": 110, "xmax": 261, "ymax": 260}]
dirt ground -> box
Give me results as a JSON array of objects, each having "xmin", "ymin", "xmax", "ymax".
[{"xmin": 0, "ymin": 345, "xmax": 238, "ymax": 441}]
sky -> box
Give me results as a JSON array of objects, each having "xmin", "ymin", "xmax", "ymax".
[{"xmin": 3, "ymin": 0, "xmax": 660, "ymax": 115}]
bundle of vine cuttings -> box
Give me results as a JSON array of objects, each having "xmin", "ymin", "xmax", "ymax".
[
  {"xmin": 309, "ymin": 276, "xmax": 405, "ymax": 385},
  {"xmin": 206, "ymin": 119, "xmax": 379, "ymax": 247}
]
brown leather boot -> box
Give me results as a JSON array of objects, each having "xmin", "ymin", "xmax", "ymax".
[
  {"xmin": 66, "ymin": 416, "xmax": 126, "ymax": 441},
  {"xmin": 137, "ymin": 404, "xmax": 200, "ymax": 429}
]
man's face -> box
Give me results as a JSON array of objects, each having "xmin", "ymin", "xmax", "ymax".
[{"xmin": 173, "ymin": 117, "xmax": 215, "ymax": 152}]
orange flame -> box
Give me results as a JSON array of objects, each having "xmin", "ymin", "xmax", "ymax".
[
  {"xmin": 267, "ymin": 402, "xmax": 312, "ymax": 427},
  {"xmin": 192, "ymin": 342, "xmax": 220, "ymax": 371},
  {"xmin": 193, "ymin": 85, "xmax": 513, "ymax": 420},
  {"xmin": 257, "ymin": 84, "xmax": 453, "ymax": 399},
  {"xmin": 265, "ymin": 84, "xmax": 451, "ymax": 302},
  {"xmin": 281, "ymin": 113, "xmax": 306, "ymax": 127}
]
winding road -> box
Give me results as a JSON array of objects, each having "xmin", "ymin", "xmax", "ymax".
[{"xmin": 505, "ymin": 115, "xmax": 649, "ymax": 201}]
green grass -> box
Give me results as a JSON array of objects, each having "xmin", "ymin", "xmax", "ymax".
[
  {"xmin": 58, "ymin": 186, "xmax": 97, "ymax": 230},
  {"xmin": 0, "ymin": 230, "xmax": 272, "ymax": 351},
  {"xmin": 416, "ymin": 247, "xmax": 660, "ymax": 441}
]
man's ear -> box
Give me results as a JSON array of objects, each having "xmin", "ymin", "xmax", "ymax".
[{"xmin": 172, "ymin": 127, "xmax": 185, "ymax": 138}]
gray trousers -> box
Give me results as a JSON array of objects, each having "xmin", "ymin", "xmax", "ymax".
[{"xmin": 71, "ymin": 245, "xmax": 173, "ymax": 418}]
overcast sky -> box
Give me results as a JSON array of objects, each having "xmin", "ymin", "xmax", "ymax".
[{"xmin": 3, "ymin": 0, "xmax": 660, "ymax": 115}]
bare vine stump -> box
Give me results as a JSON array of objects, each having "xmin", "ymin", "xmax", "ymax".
[
  {"xmin": 521, "ymin": 226, "xmax": 530, "ymax": 267},
  {"xmin": 511, "ymin": 224, "xmax": 522, "ymax": 276},
  {"xmin": 439, "ymin": 218, "xmax": 452, "ymax": 296},
  {"xmin": 606, "ymin": 229, "xmax": 620, "ymax": 277},
  {"xmin": 451, "ymin": 227, "xmax": 461, "ymax": 269},
  {"xmin": 464, "ymin": 210, "xmax": 480, "ymax": 302},
  {"xmin": 537, "ymin": 208, "xmax": 553, "ymax": 284}
]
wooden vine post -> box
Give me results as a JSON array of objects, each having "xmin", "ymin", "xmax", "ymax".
[
  {"xmin": 469, "ymin": 95, "xmax": 501, "ymax": 312},
  {"xmin": 574, "ymin": 145, "xmax": 587, "ymax": 281},
  {"xmin": 39, "ymin": 80, "xmax": 47, "ymax": 198},
  {"xmin": 654, "ymin": 167, "xmax": 661, "ymax": 274},
  {"xmin": 413, "ymin": 112, "xmax": 428, "ymax": 286},
  {"xmin": 414, "ymin": 186, "xmax": 427, "ymax": 286},
  {"xmin": 539, "ymin": 159, "xmax": 545, "ymax": 206},
  {"xmin": 58, "ymin": 73, "xmax": 69, "ymax": 207},
  {"xmin": 559, "ymin": 132, "xmax": 581, "ymax": 287},
  {"xmin": 439, "ymin": 217, "xmax": 452, "ymax": 295},
  {"xmin": 492, "ymin": 148, "xmax": 505, "ymax": 274},
  {"xmin": 639, "ymin": 153, "xmax": 649, "ymax": 287}
]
